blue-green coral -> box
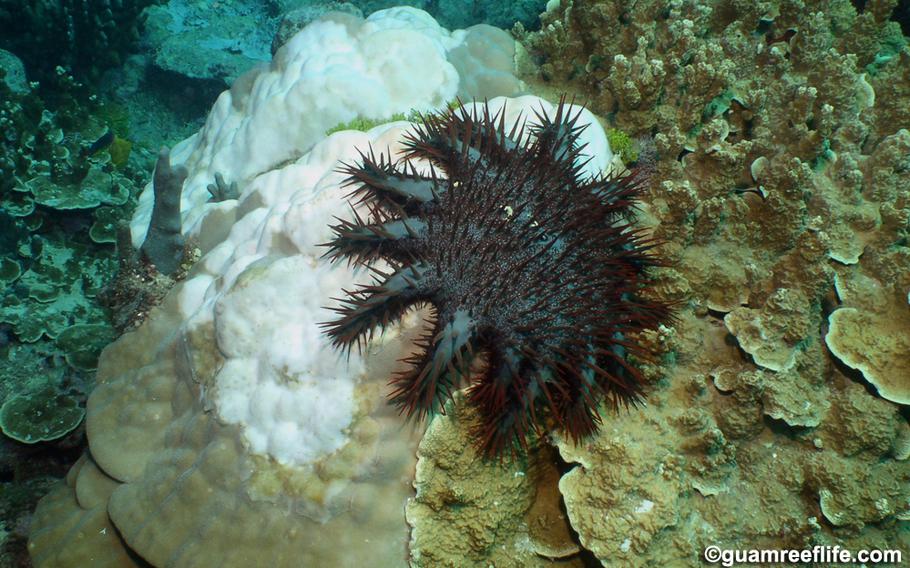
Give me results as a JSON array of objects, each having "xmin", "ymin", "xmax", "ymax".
[
  {"xmin": 0, "ymin": 69, "xmax": 149, "ymax": 344},
  {"xmin": 0, "ymin": 62, "xmax": 151, "ymax": 454}
]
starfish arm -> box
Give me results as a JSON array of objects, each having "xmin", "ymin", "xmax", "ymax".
[
  {"xmin": 341, "ymin": 151, "xmax": 440, "ymax": 209},
  {"xmin": 320, "ymin": 264, "xmax": 429, "ymax": 352},
  {"xmin": 324, "ymin": 217, "xmax": 426, "ymax": 264},
  {"xmin": 390, "ymin": 308, "xmax": 477, "ymax": 419}
]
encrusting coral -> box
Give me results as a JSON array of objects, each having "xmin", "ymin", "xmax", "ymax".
[
  {"xmin": 825, "ymin": 240, "xmax": 910, "ymax": 405},
  {"xmin": 456, "ymin": 0, "xmax": 908, "ymax": 564},
  {"xmin": 407, "ymin": 392, "xmax": 584, "ymax": 567}
]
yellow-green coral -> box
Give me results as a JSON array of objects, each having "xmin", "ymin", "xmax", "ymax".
[
  {"xmin": 0, "ymin": 385, "xmax": 85, "ymax": 444},
  {"xmin": 108, "ymin": 136, "xmax": 132, "ymax": 169},
  {"xmin": 606, "ymin": 127, "xmax": 639, "ymax": 163},
  {"xmin": 325, "ymin": 114, "xmax": 404, "ymax": 135},
  {"xmin": 95, "ymin": 100, "xmax": 131, "ymax": 138},
  {"xmin": 325, "ymin": 100, "xmax": 461, "ymax": 136}
]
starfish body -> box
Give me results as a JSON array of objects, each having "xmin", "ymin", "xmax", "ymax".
[{"xmin": 322, "ymin": 100, "xmax": 672, "ymax": 455}]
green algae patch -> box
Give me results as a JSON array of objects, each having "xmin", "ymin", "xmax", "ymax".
[
  {"xmin": 108, "ymin": 136, "xmax": 133, "ymax": 169},
  {"xmin": 325, "ymin": 112, "xmax": 411, "ymax": 136},
  {"xmin": 605, "ymin": 127, "xmax": 638, "ymax": 163},
  {"xmin": 0, "ymin": 386, "xmax": 84, "ymax": 444},
  {"xmin": 325, "ymin": 100, "xmax": 460, "ymax": 136}
]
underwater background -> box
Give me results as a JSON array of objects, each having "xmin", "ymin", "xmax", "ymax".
[{"xmin": 1, "ymin": 0, "xmax": 909, "ymax": 566}]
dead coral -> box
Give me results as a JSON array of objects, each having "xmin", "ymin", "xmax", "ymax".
[
  {"xmin": 100, "ymin": 225, "xmax": 198, "ymax": 334},
  {"xmin": 206, "ymin": 172, "xmax": 240, "ymax": 202},
  {"xmin": 140, "ymin": 148, "xmax": 188, "ymax": 276}
]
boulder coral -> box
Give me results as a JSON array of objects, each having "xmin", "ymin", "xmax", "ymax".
[{"xmin": 28, "ymin": 8, "xmax": 531, "ymax": 567}]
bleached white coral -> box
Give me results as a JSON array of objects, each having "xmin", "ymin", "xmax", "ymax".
[
  {"xmin": 130, "ymin": 7, "xmax": 524, "ymax": 250},
  {"xmin": 30, "ymin": 9, "xmax": 528, "ymax": 567}
]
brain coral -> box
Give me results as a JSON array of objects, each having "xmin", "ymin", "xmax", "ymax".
[{"xmin": 25, "ymin": 8, "xmax": 540, "ymax": 567}]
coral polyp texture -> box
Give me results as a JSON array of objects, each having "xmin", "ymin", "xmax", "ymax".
[{"xmin": 323, "ymin": 100, "xmax": 671, "ymax": 454}]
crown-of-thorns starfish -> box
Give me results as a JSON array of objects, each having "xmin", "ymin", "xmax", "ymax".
[{"xmin": 321, "ymin": 99, "xmax": 673, "ymax": 456}]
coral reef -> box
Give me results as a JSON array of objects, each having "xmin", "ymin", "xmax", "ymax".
[
  {"xmin": 1, "ymin": 5, "xmax": 212, "ymax": 568},
  {"xmin": 407, "ymin": 393, "xmax": 585, "ymax": 567},
  {"xmin": 29, "ymin": 123, "xmax": 428, "ymax": 568},
  {"xmin": 0, "ymin": 62, "xmax": 150, "ymax": 354},
  {"xmin": 474, "ymin": 0, "xmax": 909, "ymax": 563},
  {"xmin": 19, "ymin": 1, "xmax": 910, "ymax": 566},
  {"xmin": 0, "ymin": 39, "xmax": 157, "ymax": 567},
  {"xmin": 0, "ymin": 60, "xmax": 151, "ymax": 455},
  {"xmin": 825, "ymin": 232, "xmax": 910, "ymax": 404},
  {"xmin": 142, "ymin": 0, "xmax": 546, "ymax": 95}
]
